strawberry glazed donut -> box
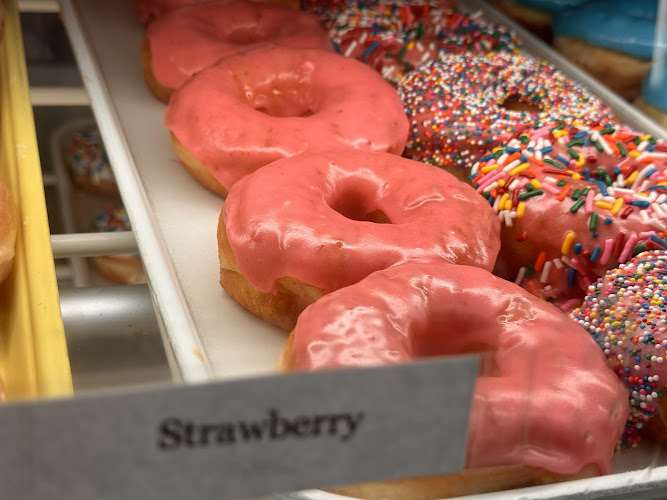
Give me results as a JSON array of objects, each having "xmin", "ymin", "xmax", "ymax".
[
  {"xmin": 166, "ymin": 47, "xmax": 409, "ymax": 197},
  {"xmin": 398, "ymin": 51, "xmax": 614, "ymax": 181},
  {"xmin": 143, "ymin": 0, "xmax": 332, "ymax": 102},
  {"xmin": 280, "ymin": 262, "xmax": 628, "ymax": 499},
  {"xmin": 472, "ymin": 124, "xmax": 667, "ymax": 309},
  {"xmin": 136, "ymin": 0, "xmax": 299, "ymax": 24},
  {"xmin": 218, "ymin": 150, "xmax": 501, "ymax": 331}
]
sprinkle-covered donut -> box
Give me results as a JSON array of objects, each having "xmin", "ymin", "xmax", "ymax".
[
  {"xmin": 92, "ymin": 205, "xmax": 131, "ymax": 233},
  {"xmin": 143, "ymin": 0, "xmax": 332, "ymax": 102},
  {"xmin": 572, "ymin": 250, "xmax": 667, "ymax": 449},
  {"xmin": 166, "ymin": 46, "xmax": 409, "ymax": 197},
  {"xmin": 329, "ymin": 1, "xmax": 521, "ymax": 85},
  {"xmin": 398, "ymin": 51, "xmax": 613, "ymax": 179},
  {"xmin": 298, "ymin": 0, "xmax": 383, "ymax": 28},
  {"xmin": 91, "ymin": 206, "xmax": 147, "ymax": 285},
  {"xmin": 65, "ymin": 124, "xmax": 118, "ymax": 198},
  {"xmin": 281, "ymin": 262, "xmax": 627, "ymax": 497},
  {"xmin": 218, "ymin": 150, "xmax": 501, "ymax": 331},
  {"xmin": 473, "ymin": 124, "xmax": 667, "ymax": 308}
]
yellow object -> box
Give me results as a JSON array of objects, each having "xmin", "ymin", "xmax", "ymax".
[
  {"xmin": 0, "ymin": 0, "xmax": 72, "ymax": 400},
  {"xmin": 611, "ymin": 198, "xmax": 624, "ymax": 216},
  {"xmin": 561, "ymin": 232, "xmax": 575, "ymax": 255}
]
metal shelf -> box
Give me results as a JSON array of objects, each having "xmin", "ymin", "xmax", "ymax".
[{"xmin": 20, "ymin": 1, "xmax": 172, "ymax": 393}]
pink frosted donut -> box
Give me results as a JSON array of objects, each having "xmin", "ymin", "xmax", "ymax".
[
  {"xmin": 166, "ymin": 47, "xmax": 410, "ymax": 197},
  {"xmin": 281, "ymin": 262, "xmax": 628, "ymax": 497},
  {"xmin": 218, "ymin": 150, "xmax": 501, "ymax": 331},
  {"xmin": 143, "ymin": 0, "xmax": 332, "ymax": 102},
  {"xmin": 136, "ymin": 0, "xmax": 298, "ymax": 23}
]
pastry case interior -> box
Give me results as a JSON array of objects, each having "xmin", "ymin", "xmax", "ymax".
[{"xmin": 5, "ymin": 0, "xmax": 667, "ymax": 498}]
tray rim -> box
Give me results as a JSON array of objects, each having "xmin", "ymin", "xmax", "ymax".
[{"xmin": 59, "ymin": 0, "xmax": 212, "ymax": 383}]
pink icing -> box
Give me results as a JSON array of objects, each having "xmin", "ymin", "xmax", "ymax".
[
  {"xmin": 166, "ymin": 47, "xmax": 409, "ymax": 191},
  {"xmin": 287, "ymin": 262, "xmax": 628, "ymax": 475},
  {"xmin": 145, "ymin": 0, "xmax": 332, "ymax": 91},
  {"xmin": 222, "ymin": 150, "xmax": 501, "ymax": 293},
  {"xmin": 137, "ymin": 0, "xmax": 293, "ymax": 23}
]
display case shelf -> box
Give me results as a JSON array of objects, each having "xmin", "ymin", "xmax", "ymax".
[{"xmin": 14, "ymin": 0, "xmax": 667, "ymax": 498}]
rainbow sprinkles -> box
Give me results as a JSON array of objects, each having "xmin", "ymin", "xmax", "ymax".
[
  {"xmin": 475, "ymin": 124, "xmax": 667, "ymax": 305},
  {"xmin": 399, "ymin": 51, "xmax": 612, "ymax": 173}
]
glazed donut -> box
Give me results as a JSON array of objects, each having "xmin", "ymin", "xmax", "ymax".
[
  {"xmin": 552, "ymin": 0, "xmax": 655, "ymax": 101},
  {"xmin": 398, "ymin": 51, "xmax": 613, "ymax": 181},
  {"xmin": 136, "ymin": 0, "xmax": 299, "ymax": 23},
  {"xmin": 166, "ymin": 47, "xmax": 409, "ymax": 197},
  {"xmin": 143, "ymin": 0, "xmax": 332, "ymax": 102},
  {"xmin": 471, "ymin": 124, "xmax": 667, "ymax": 309},
  {"xmin": 329, "ymin": 1, "xmax": 521, "ymax": 86},
  {"xmin": 572, "ymin": 250, "xmax": 667, "ymax": 450},
  {"xmin": 280, "ymin": 262, "xmax": 628, "ymax": 499},
  {"xmin": 0, "ymin": 175, "xmax": 16, "ymax": 286},
  {"xmin": 64, "ymin": 123, "xmax": 118, "ymax": 198},
  {"xmin": 91, "ymin": 206, "xmax": 147, "ymax": 285},
  {"xmin": 218, "ymin": 150, "xmax": 501, "ymax": 331}
]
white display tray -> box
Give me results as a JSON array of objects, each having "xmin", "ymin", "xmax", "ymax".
[{"xmin": 57, "ymin": 0, "xmax": 667, "ymax": 498}]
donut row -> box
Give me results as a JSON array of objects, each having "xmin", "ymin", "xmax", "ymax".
[{"xmin": 134, "ymin": 0, "xmax": 660, "ymax": 497}]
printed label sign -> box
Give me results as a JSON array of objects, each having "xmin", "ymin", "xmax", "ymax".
[{"xmin": 0, "ymin": 357, "xmax": 477, "ymax": 500}]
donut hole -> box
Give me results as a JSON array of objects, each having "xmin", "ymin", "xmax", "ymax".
[
  {"xmin": 500, "ymin": 94, "xmax": 542, "ymax": 114},
  {"xmin": 255, "ymin": 106, "xmax": 314, "ymax": 118},
  {"xmin": 246, "ymin": 79, "xmax": 318, "ymax": 118},
  {"xmin": 225, "ymin": 28, "xmax": 269, "ymax": 45},
  {"xmin": 411, "ymin": 317, "xmax": 499, "ymax": 376},
  {"xmin": 327, "ymin": 190, "xmax": 392, "ymax": 224}
]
